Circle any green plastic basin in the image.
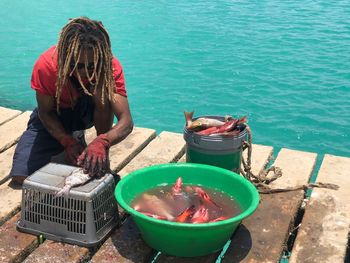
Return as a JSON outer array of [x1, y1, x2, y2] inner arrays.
[[115, 163, 259, 257]]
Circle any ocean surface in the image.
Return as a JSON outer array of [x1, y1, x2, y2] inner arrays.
[[0, 0, 349, 158]]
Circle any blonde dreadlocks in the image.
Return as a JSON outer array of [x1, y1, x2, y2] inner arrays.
[[55, 17, 115, 112]]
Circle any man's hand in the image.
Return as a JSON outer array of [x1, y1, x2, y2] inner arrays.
[[77, 134, 110, 176], [59, 135, 85, 165]]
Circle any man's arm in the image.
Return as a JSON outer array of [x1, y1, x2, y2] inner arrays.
[[36, 92, 68, 141], [93, 93, 134, 145], [36, 92, 84, 165], [78, 92, 133, 175]]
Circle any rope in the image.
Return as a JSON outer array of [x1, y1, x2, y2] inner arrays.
[[240, 124, 339, 194]]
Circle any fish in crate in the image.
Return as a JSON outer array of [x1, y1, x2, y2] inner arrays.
[[16, 163, 119, 247]]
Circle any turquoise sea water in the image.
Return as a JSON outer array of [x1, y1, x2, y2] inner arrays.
[[0, 0, 349, 158]]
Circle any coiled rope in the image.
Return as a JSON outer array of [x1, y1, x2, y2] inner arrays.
[[240, 124, 339, 194]]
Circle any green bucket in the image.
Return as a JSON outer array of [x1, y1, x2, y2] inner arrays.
[[183, 116, 247, 173], [115, 163, 259, 257]]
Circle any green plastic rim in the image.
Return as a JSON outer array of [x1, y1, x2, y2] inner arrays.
[[115, 163, 259, 228]]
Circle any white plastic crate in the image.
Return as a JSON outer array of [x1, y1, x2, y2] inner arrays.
[[17, 163, 119, 247]]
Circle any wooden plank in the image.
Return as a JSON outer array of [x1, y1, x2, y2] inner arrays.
[[85, 126, 157, 172], [91, 131, 186, 262], [0, 184, 22, 226], [178, 154, 186, 162], [244, 144, 273, 176], [118, 131, 186, 178], [0, 146, 16, 183], [0, 111, 31, 153], [92, 218, 154, 263], [0, 122, 30, 225], [0, 106, 21, 126], [290, 154, 350, 263], [0, 112, 33, 224], [271, 149, 317, 189], [0, 213, 38, 263], [222, 148, 317, 262], [22, 240, 89, 263], [23, 126, 157, 262]]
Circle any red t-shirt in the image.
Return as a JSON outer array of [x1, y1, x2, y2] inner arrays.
[[31, 46, 127, 108]]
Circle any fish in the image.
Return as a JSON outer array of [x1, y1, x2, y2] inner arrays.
[[184, 111, 233, 131], [184, 111, 194, 128], [209, 129, 241, 137], [172, 177, 183, 195], [197, 116, 247, 136], [176, 205, 196, 223], [189, 117, 226, 130], [136, 211, 168, 220], [56, 168, 92, 197], [170, 177, 193, 212], [187, 118, 227, 132], [133, 193, 175, 221], [209, 216, 229, 223], [193, 186, 220, 208], [191, 206, 209, 224]]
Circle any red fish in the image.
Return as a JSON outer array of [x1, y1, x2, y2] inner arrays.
[[193, 186, 220, 208], [191, 206, 209, 224], [176, 205, 196, 223], [213, 130, 241, 137], [209, 216, 229, 223], [197, 126, 219, 135], [172, 177, 183, 195], [197, 116, 247, 136], [138, 211, 168, 220], [218, 116, 246, 133]]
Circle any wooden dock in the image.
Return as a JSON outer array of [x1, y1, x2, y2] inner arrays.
[[0, 106, 349, 263]]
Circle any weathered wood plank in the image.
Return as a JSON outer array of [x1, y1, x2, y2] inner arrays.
[[91, 131, 186, 262], [290, 154, 350, 263], [0, 146, 16, 183], [0, 111, 31, 153], [85, 126, 157, 172], [222, 148, 317, 262], [118, 131, 186, 178], [178, 154, 186, 162], [23, 240, 89, 263], [0, 112, 33, 225], [0, 106, 21, 126], [93, 218, 154, 263], [244, 144, 273, 176], [23, 127, 157, 262], [0, 133, 29, 226], [270, 148, 317, 189], [0, 213, 38, 263], [155, 144, 273, 262], [0, 184, 22, 226]]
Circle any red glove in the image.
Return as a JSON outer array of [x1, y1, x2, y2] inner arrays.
[[59, 135, 84, 165], [77, 134, 111, 176]]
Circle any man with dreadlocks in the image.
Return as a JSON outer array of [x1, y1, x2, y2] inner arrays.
[[9, 17, 133, 185]]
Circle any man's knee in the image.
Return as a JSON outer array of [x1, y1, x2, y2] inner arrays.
[[11, 176, 27, 185]]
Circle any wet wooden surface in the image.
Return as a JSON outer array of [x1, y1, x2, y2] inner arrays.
[[0, 107, 349, 263], [222, 149, 316, 262], [289, 155, 350, 263]]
